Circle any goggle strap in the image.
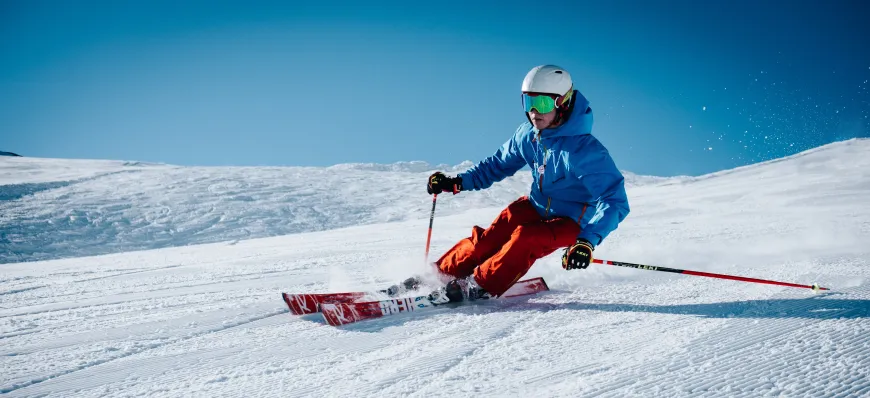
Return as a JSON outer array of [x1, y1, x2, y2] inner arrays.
[[555, 86, 573, 108]]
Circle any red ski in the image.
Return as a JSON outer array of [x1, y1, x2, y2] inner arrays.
[[321, 277, 549, 326], [282, 292, 367, 315], [282, 279, 420, 315]]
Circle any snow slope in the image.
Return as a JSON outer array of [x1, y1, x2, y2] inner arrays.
[[0, 157, 661, 264], [0, 159, 491, 264], [1, 139, 869, 397]]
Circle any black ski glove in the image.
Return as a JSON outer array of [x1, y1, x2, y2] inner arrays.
[[562, 239, 594, 270], [427, 172, 463, 195]]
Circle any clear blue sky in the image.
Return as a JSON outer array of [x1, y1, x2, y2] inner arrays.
[[2, 0, 868, 176]]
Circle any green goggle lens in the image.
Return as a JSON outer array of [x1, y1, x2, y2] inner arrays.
[[522, 93, 557, 114]]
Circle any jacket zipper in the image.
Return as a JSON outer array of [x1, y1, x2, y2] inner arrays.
[[537, 132, 552, 218]]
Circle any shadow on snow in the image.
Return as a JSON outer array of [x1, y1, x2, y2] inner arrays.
[[330, 292, 870, 332], [522, 293, 870, 320]]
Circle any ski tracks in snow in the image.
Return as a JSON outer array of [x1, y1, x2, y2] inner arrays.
[[273, 299, 542, 398], [577, 282, 870, 397], [2, 303, 288, 395]]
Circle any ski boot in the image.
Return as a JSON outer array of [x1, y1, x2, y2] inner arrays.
[[427, 276, 491, 305], [384, 276, 422, 297]]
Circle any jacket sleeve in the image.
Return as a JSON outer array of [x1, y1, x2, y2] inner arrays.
[[458, 128, 528, 191], [577, 171, 630, 247]]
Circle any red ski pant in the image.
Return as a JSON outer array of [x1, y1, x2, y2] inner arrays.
[[436, 196, 580, 296]]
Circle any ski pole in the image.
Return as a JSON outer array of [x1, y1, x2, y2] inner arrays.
[[592, 258, 829, 292], [424, 194, 437, 264]]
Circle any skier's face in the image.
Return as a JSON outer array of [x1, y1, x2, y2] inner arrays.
[[528, 109, 557, 130]]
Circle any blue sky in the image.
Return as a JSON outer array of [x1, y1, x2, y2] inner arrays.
[[2, 0, 868, 176]]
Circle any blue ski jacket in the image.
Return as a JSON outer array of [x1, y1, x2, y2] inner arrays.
[[458, 91, 630, 247]]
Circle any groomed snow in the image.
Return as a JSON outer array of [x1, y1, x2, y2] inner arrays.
[[0, 157, 662, 265], [1, 139, 869, 397]]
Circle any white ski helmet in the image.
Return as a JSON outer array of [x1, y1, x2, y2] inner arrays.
[[522, 65, 573, 97]]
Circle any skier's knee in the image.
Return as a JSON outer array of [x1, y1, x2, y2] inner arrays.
[[511, 224, 540, 242]]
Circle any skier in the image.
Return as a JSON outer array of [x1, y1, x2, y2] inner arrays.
[[426, 65, 630, 303]]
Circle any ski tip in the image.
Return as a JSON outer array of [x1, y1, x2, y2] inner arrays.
[[522, 277, 549, 292], [281, 292, 293, 311], [283, 293, 320, 315]]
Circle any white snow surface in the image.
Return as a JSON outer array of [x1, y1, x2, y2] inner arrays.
[[2, 139, 869, 397], [0, 157, 659, 264]]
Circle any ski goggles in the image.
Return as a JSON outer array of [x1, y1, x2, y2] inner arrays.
[[522, 93, 559, 114]]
